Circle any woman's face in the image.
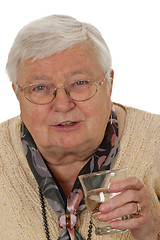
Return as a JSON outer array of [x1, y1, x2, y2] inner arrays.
[[17, 44, 113, 156]]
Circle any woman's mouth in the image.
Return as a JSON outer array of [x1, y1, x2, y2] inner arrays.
[[54, 121, 80, 130], [58, 121, 77, 126]]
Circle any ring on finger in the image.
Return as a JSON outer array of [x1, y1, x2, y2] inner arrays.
[[133, 203, 141, 216]]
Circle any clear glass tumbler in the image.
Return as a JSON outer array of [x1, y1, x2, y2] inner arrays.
[[79, 168, 129, 235]]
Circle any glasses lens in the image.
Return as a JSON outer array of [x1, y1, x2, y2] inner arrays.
[[68, 80, 97, 101], [22, 79, 102, 104], [24, 83, 54, 104]]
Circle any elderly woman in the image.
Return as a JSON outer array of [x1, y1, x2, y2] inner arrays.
[[0, 15, 160, 240]]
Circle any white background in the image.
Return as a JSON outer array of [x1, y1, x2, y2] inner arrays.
[[0, 0, 160, 123]]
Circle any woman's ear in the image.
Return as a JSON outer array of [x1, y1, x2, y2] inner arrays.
[[109, 69, 114, 96], [12, 83, 19, 99], [12, 83, 16, 93], [110, 69, 114, 82]]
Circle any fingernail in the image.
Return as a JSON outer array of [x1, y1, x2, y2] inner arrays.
[[98, 213, 107, 221], [99, 203, 109, 213]]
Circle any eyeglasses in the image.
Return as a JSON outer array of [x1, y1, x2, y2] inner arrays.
[[18, 74, 107, 105]]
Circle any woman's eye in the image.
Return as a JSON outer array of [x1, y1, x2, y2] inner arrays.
[[69, 80, 90, 91], [74, 80, 89, 86], [36, 86, 45, 91], [33, 85, 46, 91]]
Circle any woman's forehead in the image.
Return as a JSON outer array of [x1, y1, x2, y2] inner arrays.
[[18, 46, 102, 84]]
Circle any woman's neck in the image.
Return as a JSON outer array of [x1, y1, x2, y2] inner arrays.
[[47, 158, 90, 197], [37, 148, 95, 197]]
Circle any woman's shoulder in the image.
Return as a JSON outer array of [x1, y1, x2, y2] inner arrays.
[[115, 103, 160, 139], [115, 104, 160, 174], [0, 116, 21, 147], [115, 102, 160, 122], [0, 115, 21, 131], [126, 105, 160, 119], [120, 104, 160, 147], [125, 105, 160, 131]]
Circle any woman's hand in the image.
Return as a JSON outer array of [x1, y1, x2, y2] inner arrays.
[[98, 176, 160, 240]]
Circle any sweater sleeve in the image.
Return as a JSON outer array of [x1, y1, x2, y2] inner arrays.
[[143, 116, 160, 213]]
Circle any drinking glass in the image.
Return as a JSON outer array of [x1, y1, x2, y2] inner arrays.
[[78, 168, 129, 235]]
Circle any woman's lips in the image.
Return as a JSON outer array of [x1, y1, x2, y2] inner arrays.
[[53, 121, 80, 130], [57, 121, 77, 126]]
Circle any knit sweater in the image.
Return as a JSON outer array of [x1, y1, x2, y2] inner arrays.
[[0, 106, 160, 240]]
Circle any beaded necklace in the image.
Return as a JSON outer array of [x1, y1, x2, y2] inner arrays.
[[39, 187, 51, 240], [39, 187, 93, 240]]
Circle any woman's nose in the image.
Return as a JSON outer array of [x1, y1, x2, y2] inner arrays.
[[52, 88, 76, 112]]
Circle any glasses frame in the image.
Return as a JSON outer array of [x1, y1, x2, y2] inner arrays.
[[18, 73, 107, 105]]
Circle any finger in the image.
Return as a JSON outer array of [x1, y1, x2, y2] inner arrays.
[[109, 176, 144, 193], [98, 202, 139, 222], [109, 216, 144, 230], [99, 189, 141, 213]]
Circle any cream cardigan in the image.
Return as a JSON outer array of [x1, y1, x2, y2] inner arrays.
[[0, 106, 160, 240]]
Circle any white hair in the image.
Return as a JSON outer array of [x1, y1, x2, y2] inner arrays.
[[6, 15, 112, 88]]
